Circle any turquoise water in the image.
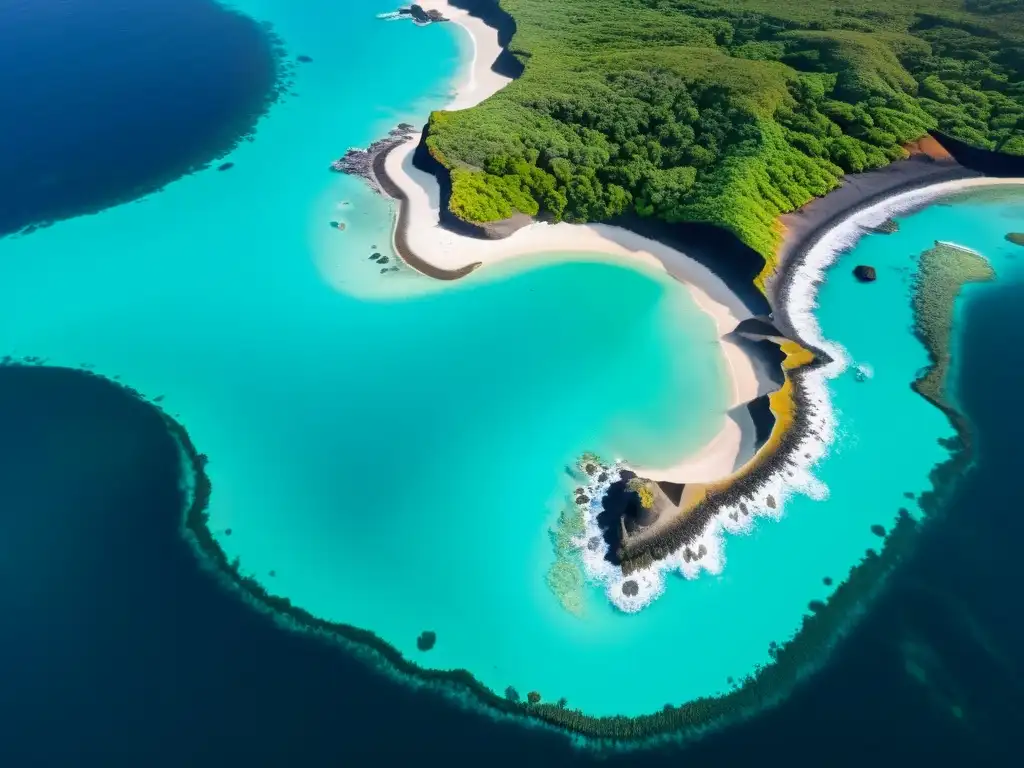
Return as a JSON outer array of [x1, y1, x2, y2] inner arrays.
[[4, 0, 1023, 721], [0, 0, 729, 717]]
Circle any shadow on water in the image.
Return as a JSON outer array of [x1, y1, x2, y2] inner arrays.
[[0, 0, 287, 238]]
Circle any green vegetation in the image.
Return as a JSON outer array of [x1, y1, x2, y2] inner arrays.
[[426, 0, 1024, 270], [627, 476, 656, 508]]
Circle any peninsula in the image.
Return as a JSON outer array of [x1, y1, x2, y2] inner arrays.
[[335, 0, 1023, 594]]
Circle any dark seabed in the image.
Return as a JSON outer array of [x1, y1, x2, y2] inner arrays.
[[0, 0, 283, 237], [0, 284, 1021, 766]]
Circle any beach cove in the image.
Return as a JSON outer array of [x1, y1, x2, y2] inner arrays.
[[2, 0, 1024, 743]]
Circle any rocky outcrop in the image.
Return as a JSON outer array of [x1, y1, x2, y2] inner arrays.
[[398, 4, 448, 24], [1006, 232, 1024, 246], [416, 630, 437, 651], [853, 265, 877, 282], [330, 123, 416, 194]]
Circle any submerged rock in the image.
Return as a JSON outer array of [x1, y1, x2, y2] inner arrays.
[[297, 55, 313, 63], [527, 691, 541, 705], [416, 630, 436, 651], [853, 265, 877, 282], [871, 524, 886, 537], [823, 576, 833, 586], [868, 218, 899, 235], [217, 162, 234, 171], [1006, 232, 1024, 246]]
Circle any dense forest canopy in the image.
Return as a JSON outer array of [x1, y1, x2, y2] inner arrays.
[[425, 0, 1024, 266]]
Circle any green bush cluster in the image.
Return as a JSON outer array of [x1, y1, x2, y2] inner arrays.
[[426, 0, 1024, 265]]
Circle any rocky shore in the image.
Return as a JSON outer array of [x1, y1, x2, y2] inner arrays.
[[398, 4, 448, 24], [330, 123, 416, 196]]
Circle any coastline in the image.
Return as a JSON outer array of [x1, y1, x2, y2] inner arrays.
[[355, 2, 1024, 601], [375, 0, 767, 486], [165, 2, 1024, 745]]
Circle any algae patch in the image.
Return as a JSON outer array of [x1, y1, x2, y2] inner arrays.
[[546, 502, 588, 617], [912, 241, 995, 405]]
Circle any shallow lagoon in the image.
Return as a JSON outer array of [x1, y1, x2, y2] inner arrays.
[[2, 0, 1024, 720]]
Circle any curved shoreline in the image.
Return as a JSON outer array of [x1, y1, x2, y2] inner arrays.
[[369, 1, 771, 490], [285, 0, 1024, 742]]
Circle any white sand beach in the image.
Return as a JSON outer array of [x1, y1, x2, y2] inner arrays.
[[383, 1, 772, 484]]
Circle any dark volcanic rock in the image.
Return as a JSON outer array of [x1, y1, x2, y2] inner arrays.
[[330, 124, 416, 193], [416, 630, 436, 651], [399, 4, 448, 24], [853, 265, 877, 282], [598, 471, 608, 483], [584, 463, 596, 475], [697, 544, 708, 559], [622, 580, 639, 597], [766, 495, 777, 510]]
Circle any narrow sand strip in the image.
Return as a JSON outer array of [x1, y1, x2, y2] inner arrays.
[[385, 1, 769, 483]]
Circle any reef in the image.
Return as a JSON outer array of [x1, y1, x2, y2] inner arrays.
[[1006, 232, 1024, 247], [911, 241, 995, 407], [417, 631, 436, 651], [545, 490, 587, 617]]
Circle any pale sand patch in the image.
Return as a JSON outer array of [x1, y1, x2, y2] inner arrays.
[[381, 1, 769, 484]]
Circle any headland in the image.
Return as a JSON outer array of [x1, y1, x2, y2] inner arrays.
[[335, 0, 1024, 603]]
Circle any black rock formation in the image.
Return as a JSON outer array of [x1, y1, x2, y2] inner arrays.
[[399, 4, 448, 24], [622, 580, 639, 597], [853, 265, 877, 282], [416, 630, 436, 651]]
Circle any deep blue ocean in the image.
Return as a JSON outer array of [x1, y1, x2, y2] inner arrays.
[[1, 0, 1022, 763]]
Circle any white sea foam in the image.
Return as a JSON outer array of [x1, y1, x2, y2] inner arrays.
[[578, 179, 1024, 613], [375, 11, 404, 21]]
